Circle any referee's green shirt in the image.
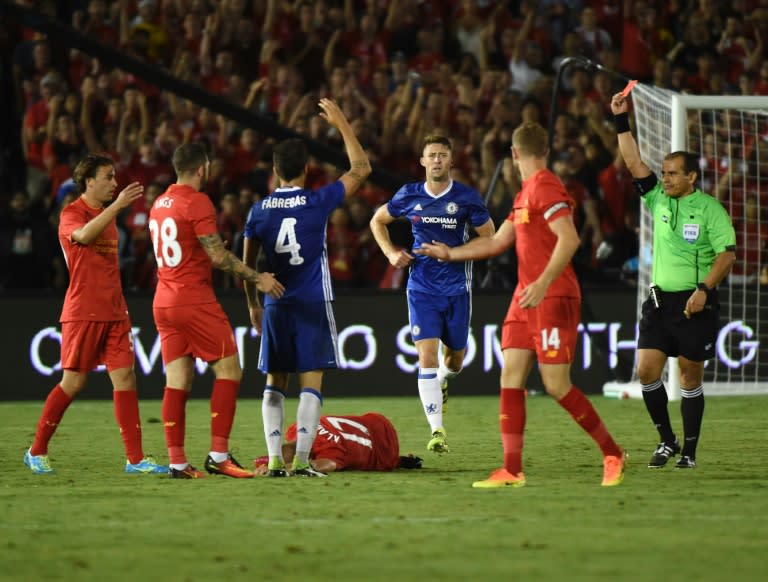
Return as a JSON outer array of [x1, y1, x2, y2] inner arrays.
[[643, 183, 736, 292]]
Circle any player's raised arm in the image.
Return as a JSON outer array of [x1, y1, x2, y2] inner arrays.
[[610, 93, 652, 180], [73, 169, 143, 245], [318, 98, 372, 197]]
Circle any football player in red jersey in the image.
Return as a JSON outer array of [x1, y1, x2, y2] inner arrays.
[[253, 413, 422, 474], [24, 154, 167, 475], [150, 143, 284, 479], [417, 122, 625, 488]]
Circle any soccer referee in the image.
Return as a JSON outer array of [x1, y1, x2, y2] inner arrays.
[[611, 91, 736, 470]]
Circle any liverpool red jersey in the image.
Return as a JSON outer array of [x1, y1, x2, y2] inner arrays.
[[150, 184, 219, 307], [58, 197, 128, 322], [286, 413, 400, 471], [508, 169, 581, 299]]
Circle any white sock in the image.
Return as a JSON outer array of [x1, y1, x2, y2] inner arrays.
[[294, 389, 322, 466], [418, 367, 443, 431], [170, 463, 189, 471], [437, 364, 460, 386], [208, 451, 228, 463], [262, 387, 286, 460]]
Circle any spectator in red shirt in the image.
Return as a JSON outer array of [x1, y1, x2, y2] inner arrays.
[[122, 134, 173, 202], [23, 72, 66, 203], [620, 0, 655, 81]]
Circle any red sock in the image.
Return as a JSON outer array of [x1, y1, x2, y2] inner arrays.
[[500, 388, 526, 475], [210, 379, 239, 453], [113, 390, 144, 464], [558, 386, 622, 457], [30, 384, 73, 456], [162, 387, 188, 465]]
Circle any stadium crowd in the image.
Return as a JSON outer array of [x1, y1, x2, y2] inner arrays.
[[2, 0, 768, 293]]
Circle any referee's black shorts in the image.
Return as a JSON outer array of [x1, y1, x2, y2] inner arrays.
[[637, 288, 719, 362]]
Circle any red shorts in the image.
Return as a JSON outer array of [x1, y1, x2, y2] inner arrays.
[[501, 295, 580, 364], [153, 302, 237, 364], [60, 319, 135, 372]]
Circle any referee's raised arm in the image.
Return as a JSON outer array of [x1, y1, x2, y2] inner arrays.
[[610, 93, 653, 180]]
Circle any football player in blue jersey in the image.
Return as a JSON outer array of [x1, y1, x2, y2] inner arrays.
[[242, 98, 372, 477], [370, 135, 495, 453]]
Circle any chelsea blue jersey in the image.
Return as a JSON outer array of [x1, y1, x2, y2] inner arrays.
[[244, 182, 345, 305], [388, 180, 490, 296]]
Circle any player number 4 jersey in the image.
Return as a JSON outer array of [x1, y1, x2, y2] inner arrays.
[[243, 183, 345, 304]]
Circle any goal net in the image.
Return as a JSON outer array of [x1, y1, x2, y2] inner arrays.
[[603, 85, 768, 399]]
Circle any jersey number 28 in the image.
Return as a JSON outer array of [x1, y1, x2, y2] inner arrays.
[[148, 217, 182, 268]]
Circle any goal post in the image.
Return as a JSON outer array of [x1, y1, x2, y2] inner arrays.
[[603, 86, 768, 400]]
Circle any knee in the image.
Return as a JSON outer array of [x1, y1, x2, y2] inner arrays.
[[60, 372, 88, 396], [636, 364, 661, 385], [214, 357, 242, 382], [61, 379, 87, 397], [679, 367, 703, 388], [444, 354, 464, 373], [543, 383, 570, 400], [111, 369, 137, 390]]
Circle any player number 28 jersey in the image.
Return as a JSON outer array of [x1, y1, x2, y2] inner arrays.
[[149, 184, 220, 307]]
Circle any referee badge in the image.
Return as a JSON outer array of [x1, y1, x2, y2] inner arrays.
[[683, 223, 700, 243], [445, 202, 458, 215]]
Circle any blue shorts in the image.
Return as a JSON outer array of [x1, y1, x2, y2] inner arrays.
[[406, 289, 471, 350], [258, 301, 339, 373]]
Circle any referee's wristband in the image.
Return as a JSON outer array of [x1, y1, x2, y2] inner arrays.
[[614, 112, 631, 134]]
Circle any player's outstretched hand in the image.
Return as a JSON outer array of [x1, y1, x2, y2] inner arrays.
[[256, 273, 285, 298], [318, 98, 348, 129], [114, 181, 144, 209], [610, 93, 629, 115], [414, 241, 450, 262], [399, 454, 423, 469]]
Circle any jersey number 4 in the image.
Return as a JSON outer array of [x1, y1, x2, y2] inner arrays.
[[149, 217, 182, 268], [276, 217, 304, 265]]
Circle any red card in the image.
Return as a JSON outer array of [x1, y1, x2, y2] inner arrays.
[[621, 79, 638, 97]]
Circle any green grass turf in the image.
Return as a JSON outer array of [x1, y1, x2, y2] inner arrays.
[[1, 394, 767, 582]]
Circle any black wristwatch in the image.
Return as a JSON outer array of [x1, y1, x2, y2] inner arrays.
[[697, 282, 711, 292]]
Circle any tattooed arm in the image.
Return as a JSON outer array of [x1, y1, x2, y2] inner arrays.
[[198, 233, 284, 298], [318, 98, 372, 198]]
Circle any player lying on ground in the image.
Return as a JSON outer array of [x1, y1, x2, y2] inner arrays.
[[253, 413, 423, 474]]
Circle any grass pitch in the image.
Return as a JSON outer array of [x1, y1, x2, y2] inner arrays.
[[1, 394, 766, 582]]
